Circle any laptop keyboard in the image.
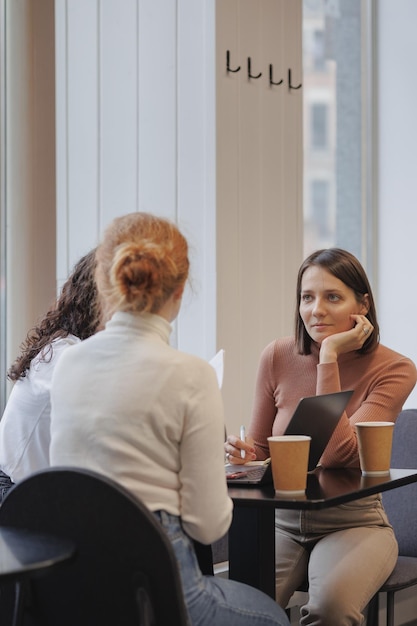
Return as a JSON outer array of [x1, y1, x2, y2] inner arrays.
[[245, 466, 266, 480]]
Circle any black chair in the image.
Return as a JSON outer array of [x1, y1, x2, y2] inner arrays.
[[0, 467, 189, 626], [212, 533, 229, 567], [367, 409, 417, 626]]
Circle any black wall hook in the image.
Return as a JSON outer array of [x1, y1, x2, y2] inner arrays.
[[247, 57, 262, 80], [226, 50, 241, 73], [226, 51, 303, 91], [288, 68, 302, 90], [269, 64, 283, 86]]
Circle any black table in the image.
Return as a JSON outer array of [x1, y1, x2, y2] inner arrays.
[[0, 526, 75, 626], [227, 467, 417, 598]]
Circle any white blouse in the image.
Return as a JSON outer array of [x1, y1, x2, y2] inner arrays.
[[0, 335, 79, 482]]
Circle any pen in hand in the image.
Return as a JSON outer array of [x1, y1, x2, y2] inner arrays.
[[240, 425, 246, 459]]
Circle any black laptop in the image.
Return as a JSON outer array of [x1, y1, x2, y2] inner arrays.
[[226, 390, 353, 486]]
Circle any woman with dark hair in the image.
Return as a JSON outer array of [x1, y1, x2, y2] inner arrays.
[[49, 212, 290, 626], [225, 248, 417, 625], [0, 249, 101, 500], [294, 248, 379, 356]]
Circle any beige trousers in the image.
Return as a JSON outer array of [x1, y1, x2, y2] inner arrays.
[[275, 494, 398, 626]]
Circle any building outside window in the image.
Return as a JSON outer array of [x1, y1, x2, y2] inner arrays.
[[311, 179, 331, 240], [311, 103, 329, 150], [303, 0, 375, 279]]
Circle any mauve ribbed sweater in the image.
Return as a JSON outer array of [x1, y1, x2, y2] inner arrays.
[[249, 336, 417, 468]]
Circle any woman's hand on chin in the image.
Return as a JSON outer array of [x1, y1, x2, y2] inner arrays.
[[319, 314, 373, 363]]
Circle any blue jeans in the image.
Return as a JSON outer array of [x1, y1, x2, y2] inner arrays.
[[154, 510, 289, 626]]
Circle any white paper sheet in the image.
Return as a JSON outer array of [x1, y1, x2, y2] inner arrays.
[[209, 349, 225, 389]]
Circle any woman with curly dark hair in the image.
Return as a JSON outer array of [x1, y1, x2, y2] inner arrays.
[[0, 249, 101, 500]]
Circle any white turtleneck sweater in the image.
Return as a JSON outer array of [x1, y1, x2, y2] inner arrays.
[[50, 311, 233, 545]]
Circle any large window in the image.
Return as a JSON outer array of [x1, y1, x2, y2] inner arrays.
[[303, 0, 376, 279]]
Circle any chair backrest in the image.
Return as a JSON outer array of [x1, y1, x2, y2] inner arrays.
[[382, 409, 417, 557], [0, 467, 189, 626]]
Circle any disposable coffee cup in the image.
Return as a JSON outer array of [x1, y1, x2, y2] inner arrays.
[[267, 435, 311, 495], [355, 422, 394, 476]]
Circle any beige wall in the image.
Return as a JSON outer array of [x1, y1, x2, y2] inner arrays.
[[216, 0, 303, 435], [6, 0, 56, 376]]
